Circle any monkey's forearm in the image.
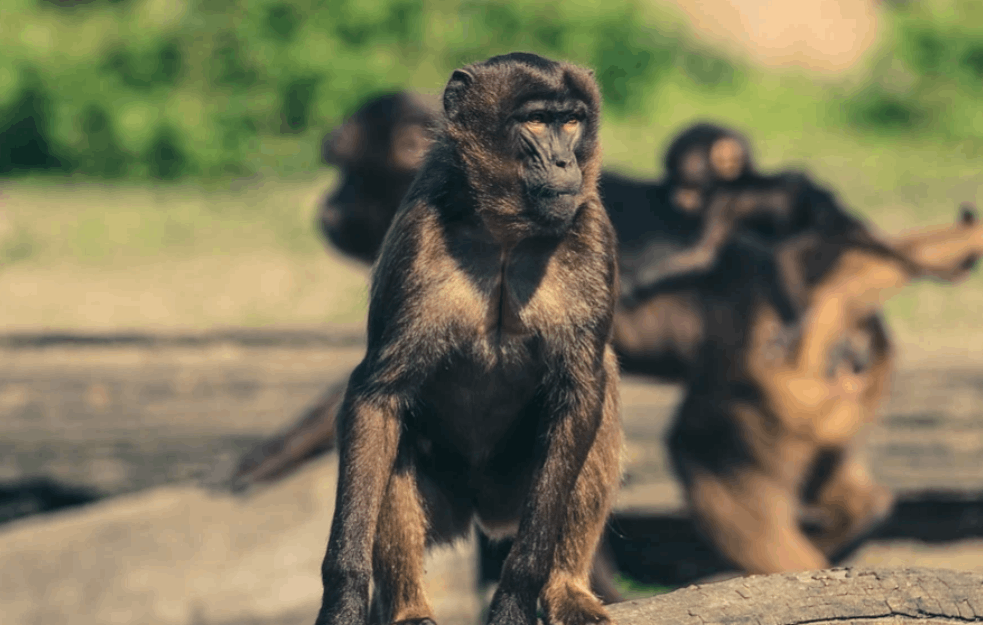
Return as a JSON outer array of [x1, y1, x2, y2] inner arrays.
[[497, 375, 609, 593], [318, 391, 402, 622]]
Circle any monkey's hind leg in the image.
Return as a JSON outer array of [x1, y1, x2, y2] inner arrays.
[[857, 313, 894, 422], [806, 449, 894, 561], [541, 362, 623, 625], [371, 457, 436, 625], [685, 465, 829, 574]]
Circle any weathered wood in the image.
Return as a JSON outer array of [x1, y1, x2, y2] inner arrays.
[[607, 567, 983, 624]]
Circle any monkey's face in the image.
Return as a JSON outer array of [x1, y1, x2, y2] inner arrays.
[[320, 92, 437, 263], [441, 52, 601, 237], [664, 122, 753, 193], [511, 99, 589, 228]]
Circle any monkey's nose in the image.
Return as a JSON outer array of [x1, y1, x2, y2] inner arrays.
[[555, 158, 570, 168]]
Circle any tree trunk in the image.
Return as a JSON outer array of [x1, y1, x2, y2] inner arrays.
[[607, 567, 983, 624]]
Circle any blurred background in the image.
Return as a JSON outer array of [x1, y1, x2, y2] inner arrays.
[[1, 0, 982, 624], [1, 0, 982, 333]]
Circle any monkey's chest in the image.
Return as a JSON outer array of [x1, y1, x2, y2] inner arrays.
[[417, 353, 542, 460], [482, 279, 533, 339]]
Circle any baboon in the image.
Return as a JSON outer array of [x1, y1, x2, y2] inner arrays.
[[228, 93, 439, 492], [320, 91, 438, 265], [314, 53, 622, 625], [667, 205, 982, 574], [662, 122, 754, 214], [608, 173, 912, 383], [611, 122, 929, 391]]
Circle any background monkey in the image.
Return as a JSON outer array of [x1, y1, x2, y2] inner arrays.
[[666, 205, 982, 575], [315, 53, 622, 625], [229, 92, 439, 491], [320, 91, 438, 265]]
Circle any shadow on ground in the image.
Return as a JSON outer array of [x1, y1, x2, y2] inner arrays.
[[480, 489, 983, 588], [0, 477, 102, 525]]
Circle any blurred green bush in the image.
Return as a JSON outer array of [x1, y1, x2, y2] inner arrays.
[[0, 0, 744, 180], [1, 0, 980, 181], [843, 0, 983, 140]]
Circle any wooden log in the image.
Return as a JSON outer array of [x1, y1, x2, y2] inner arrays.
[[607, 567, 983, 624]]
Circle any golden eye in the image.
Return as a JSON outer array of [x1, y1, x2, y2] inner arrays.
[[563, 117, 580, 132], [524, 113, 547, 133]]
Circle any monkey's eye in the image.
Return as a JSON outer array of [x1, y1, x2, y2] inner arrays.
[[562, 116, 581, 132], [524, 113, 548, 133]]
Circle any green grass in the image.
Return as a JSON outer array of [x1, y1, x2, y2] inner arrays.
[[611, 573, 672, 601]]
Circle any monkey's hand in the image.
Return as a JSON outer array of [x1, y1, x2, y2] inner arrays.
[[765, 320, 802, 364]]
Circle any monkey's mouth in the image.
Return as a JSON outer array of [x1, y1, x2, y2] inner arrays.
[[529, 184, 580, 199]]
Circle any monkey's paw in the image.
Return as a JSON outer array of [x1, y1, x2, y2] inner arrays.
[[541, 582, 611, 625], [765, 322, 801, 363]]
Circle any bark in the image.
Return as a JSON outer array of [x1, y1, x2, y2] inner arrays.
[[607, 567, 983, 624]]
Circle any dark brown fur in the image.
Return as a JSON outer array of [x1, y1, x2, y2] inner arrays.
[[668, 205, 982, 574], [314, 53, 622, 625]]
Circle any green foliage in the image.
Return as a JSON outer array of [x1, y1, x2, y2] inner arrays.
[[2, 0, 981, 180], [0, 0, 737, 180], [844, 0, 983, 140]]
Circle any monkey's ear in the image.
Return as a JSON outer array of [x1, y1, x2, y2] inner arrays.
[[443, 69, 474, 119], [959, 202, 977, 226], [323, 121, 362, 166]]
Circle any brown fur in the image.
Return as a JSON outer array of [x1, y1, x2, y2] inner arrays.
[[315, 53, 621, 625], [669, 205, 982, 575]]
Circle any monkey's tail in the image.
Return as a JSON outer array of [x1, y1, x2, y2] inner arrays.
[[224, 378, 346, 493]]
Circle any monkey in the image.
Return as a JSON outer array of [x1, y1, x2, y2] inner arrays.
[[665, 204, 983, 575], [610, 121, 942, 400], [661, 122, 755, 214], [608, 171, 918, 384], [226, 93, 440, 492], [314, 53, 622, 625], [320, 91, 438, 265], [233, 114, 959, 596]]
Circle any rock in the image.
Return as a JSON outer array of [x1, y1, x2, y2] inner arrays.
[[0, 455, 480, 625]]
